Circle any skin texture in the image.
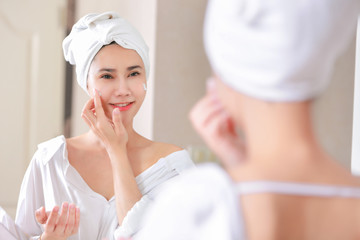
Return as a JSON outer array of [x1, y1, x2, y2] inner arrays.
[[189, 76, 360, 239]]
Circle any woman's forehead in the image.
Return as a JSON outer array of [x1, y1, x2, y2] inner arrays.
[[91, 44, 144, 69]]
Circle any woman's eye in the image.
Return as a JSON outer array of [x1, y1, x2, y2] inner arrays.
[[101, 74, 113, 79], [129, 72, 139, 77]]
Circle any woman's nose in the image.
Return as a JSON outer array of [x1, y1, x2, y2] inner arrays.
[[115, 79, 131, 96]]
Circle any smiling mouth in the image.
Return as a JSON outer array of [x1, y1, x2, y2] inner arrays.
[[111, 103, 132, 107], [110, 102, 134, 111]]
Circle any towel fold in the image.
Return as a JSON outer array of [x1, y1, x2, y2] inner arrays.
[[204, 0, 360, 101], [63, 12, 150, 93]]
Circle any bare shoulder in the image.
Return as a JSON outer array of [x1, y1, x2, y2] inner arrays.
[[151, 141, 184, 159], [66, 134, 87, 149], [65, 133, 97, 157]]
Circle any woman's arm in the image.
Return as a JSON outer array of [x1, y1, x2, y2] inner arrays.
[[81, 89, 142, 224], [107, 146, 143, 223]]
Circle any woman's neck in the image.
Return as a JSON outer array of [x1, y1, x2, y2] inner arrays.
[[226, 99, 336, 182], [241, 100, 325, 166], [85, 123, 143, 149]]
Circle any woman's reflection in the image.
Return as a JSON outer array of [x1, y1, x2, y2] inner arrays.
[[14, 11, 194, 240]]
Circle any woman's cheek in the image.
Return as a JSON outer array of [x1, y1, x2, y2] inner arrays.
[[95, 85, 112, 98], [133, 80, 146, 92]]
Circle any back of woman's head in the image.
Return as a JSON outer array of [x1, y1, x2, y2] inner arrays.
[[204, 0, 360, 102]]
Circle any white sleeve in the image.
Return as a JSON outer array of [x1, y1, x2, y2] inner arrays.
[[134, 164, 245, 240], [113, 195, 152, 239], [15, 151, 45, 239], [0, 206, 29, 240], [114, 149, 195, 239]]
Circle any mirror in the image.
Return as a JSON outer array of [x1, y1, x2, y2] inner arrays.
[[0, 0, 355, 221]]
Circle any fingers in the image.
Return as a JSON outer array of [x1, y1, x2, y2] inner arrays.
[[45, 206, 60, 232], [35, 206, 47, 224], [81, 90, 113, 134], [82, 96, 95, 114], [81, 98, 96, 127], [93, 89, 107, 120], [189, 93, 226, 132], [205, 110, 233, 137], [53, 202, 69, 234], [73, 207, 80, 234], [64, 203, 76, 235], [43, 202, 80, 239], [112, 108, 124, 136]]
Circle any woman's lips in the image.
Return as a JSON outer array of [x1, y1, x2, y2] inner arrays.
[[110, 102, 134, 111]]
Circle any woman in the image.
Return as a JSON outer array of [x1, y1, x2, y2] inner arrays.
[[135, 0, 360, 239], [15, 12, 194, 240]]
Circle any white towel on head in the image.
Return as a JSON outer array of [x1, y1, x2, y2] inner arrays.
[[63, 12, 150, 93], [204, 0, 360, 102]]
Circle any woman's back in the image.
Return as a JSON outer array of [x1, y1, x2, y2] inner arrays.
[[241, 186, 360, 240], [135, 162, 360, 240], [237, 159, 360, 240]]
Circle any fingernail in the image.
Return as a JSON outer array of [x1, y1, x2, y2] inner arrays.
[[53, 206, 59, 212], [113, 108, 120, 114], [92, 89, 102, 96]]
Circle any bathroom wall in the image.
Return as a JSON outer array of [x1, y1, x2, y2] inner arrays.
[[152, 0, 211, 149]]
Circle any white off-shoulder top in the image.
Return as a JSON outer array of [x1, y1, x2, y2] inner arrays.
[[14, 135, 195, 240], [135, 163, 360, 240]]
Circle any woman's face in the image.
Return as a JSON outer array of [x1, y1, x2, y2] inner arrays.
[[87, 44, 146, 124]]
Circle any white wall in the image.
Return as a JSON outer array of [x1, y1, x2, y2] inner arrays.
[[0, 0, 66, 218], [153, 0, 211, 148], [313, 37, 356, 169]]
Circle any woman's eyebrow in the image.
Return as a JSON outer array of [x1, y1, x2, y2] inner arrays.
[[98, 68, 116, 73], [127, 65, 141, 71], [98, 66, 141, 72]]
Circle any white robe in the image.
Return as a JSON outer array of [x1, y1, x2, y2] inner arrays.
[[14, 135, 194, 240], [135, 163, 360, 240], [135, 164, 245, 240]]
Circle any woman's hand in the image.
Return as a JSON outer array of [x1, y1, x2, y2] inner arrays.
[[82, 90, 141, 224], [189, 79, 246, 168], [81, 89, 128, 151], [35, 202, 80, 240]]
